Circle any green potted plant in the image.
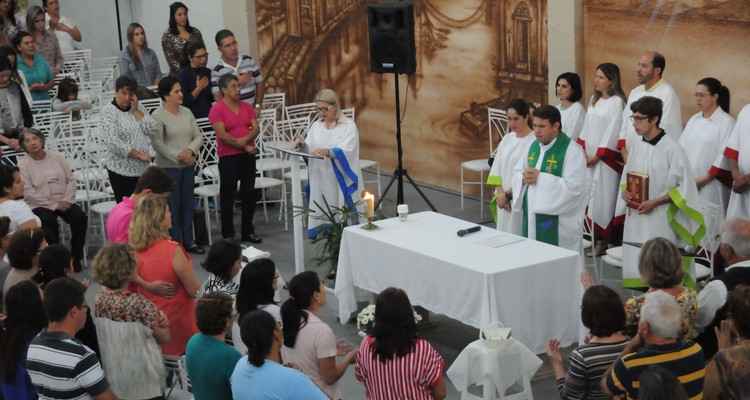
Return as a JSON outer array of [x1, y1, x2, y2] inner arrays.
[[296, 195, 362, 280]]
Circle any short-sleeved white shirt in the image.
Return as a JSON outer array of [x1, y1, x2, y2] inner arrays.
[[0, 199, 41, 233], [281, 312, 339, 399]]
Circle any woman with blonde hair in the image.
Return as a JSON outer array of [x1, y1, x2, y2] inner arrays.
[[26, 5, 62, 75], [130, 194, 199, 357], [294, 89, 361, 256]]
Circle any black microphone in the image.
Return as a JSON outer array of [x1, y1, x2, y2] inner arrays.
[[457, 226, 482, 237]]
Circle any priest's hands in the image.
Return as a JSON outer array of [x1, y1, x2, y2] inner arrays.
[[522, 167, 540, 185], [495, 190, 511, 210]]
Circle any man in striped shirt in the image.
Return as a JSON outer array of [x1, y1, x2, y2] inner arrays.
[[211, 29, 263, 106], [26, 278, 117, 400], [603, 291, 706, 399]]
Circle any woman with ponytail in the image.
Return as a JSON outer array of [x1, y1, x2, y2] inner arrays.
[[280, 271, 355, 400], [230, 310, 327, 399], [678, 77, 735, 218]]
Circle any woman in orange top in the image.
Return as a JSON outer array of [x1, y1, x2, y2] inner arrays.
[[129, 194, 201, 356]]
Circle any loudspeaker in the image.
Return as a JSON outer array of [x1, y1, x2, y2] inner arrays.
[[367, 1, 416, 74]]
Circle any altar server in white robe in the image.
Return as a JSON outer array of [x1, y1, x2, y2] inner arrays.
[[511, 105, 588, 252], [577, 63, 626, 256], [679, 78, 735, 219], [297, 88, 362, 238], [619, 96, 701, 289], [618, 51, 682, 161], [555, 72, 586, 142], [487, 98, 535, 232], [725, 104, 750, 219]]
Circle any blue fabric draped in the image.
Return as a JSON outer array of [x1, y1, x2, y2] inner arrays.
[[307, 147, 359, 239]]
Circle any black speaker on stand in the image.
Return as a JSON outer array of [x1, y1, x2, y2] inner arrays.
[[367, 1, 436, 212]]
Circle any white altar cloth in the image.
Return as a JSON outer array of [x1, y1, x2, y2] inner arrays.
[[334, 211, 581, 353]]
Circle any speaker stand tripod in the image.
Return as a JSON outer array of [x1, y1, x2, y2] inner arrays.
[[375, 73, 436, 212]]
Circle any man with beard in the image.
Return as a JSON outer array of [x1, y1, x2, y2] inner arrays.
[[617, 51, 682, 162]]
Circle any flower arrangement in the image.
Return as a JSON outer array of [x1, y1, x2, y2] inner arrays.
[[356, 304, 423, 337]]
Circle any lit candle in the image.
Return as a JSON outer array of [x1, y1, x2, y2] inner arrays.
[[363, 192, 374, 219]]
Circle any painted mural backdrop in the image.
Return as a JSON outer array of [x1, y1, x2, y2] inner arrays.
[[256, 0, 548, 192], [584, 0, 750, 119]]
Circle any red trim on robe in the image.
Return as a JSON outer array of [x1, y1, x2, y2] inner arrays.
[[586, 214, 625, 240], [724, 147, 739, 160], [709, 165, 733, 188], [617, 138, 626, 150], [596, 147, 624, 174]]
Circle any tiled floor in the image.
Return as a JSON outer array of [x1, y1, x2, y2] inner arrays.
[[81, 169, 623, 399]]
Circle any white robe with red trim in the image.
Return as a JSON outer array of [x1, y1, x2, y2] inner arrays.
[[679, 108, 735, 220], [725, 104, 750, 219], [578, 95, 624, 231], [618, 80, 683, 151], [557, 102, 586, 142]]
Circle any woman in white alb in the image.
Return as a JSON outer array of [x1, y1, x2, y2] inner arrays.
[[555, 72, 586, 141], [679, 77, 734, 219], [577, 63, 626, 256], [487, 98, 535, 233], [296, 89, 362, 239]]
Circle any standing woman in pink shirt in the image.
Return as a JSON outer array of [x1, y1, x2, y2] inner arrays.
[[208, 73, 261, 244]]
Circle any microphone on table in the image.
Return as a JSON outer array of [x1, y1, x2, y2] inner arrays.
[[457, 226, 482, 237]]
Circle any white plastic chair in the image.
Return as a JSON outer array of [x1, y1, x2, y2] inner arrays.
[[194, 127, 220, 244], [140, 98, 162, 114], [33, 111, 72, 139], [63, 49, 93, 71], [255, 136, 288, 230], [261, 92, 286, 120], [30, 100, 52, 114], [286, 102, 319, 125], [274, 116, 310, 148]]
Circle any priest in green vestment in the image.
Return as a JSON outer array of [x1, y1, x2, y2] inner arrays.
[[511, 105, 589, 252]]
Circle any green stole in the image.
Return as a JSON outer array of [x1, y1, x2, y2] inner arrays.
[[522, 133, 571, 246]]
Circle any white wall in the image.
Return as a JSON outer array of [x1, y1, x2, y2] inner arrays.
[[54, 0, 128, 59], [547, 0, 584, 102]]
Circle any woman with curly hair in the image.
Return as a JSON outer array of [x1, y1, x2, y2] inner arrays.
[[93, 243, 170, 399], [129, 194, 199, 357], [623, 237, 698, 340]]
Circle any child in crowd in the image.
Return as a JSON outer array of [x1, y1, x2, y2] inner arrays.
[[52, 78, 92, 120]]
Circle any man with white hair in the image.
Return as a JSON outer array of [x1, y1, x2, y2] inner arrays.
[[696, 218, 750, 357], [603, 291, 705, 399]]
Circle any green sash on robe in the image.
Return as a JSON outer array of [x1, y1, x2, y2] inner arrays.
[[522, 133, 571, 246]]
